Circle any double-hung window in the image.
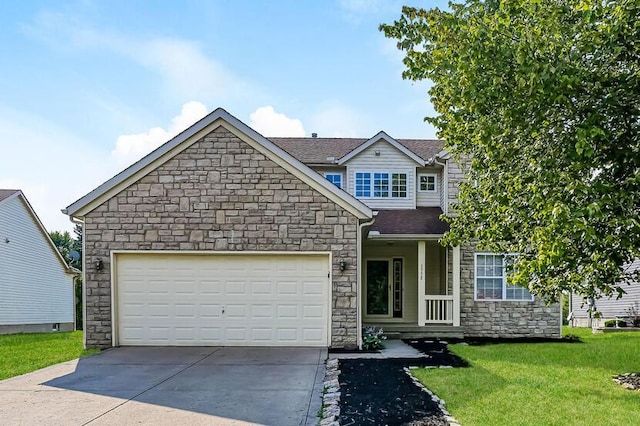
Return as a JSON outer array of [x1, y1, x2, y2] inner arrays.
[[324, 173, 342, 189], [355, 171, 407, 199], [475, 253, 533, 301]]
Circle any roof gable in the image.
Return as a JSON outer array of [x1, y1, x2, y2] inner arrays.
[[64, 108, 372, 220], [0, 190, 75, 274], [337, 131, 426, 166]]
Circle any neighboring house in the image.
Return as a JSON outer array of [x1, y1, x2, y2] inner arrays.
[[0, 189, 76, 334], [64, 108, 560, 349], [570, 260, 640, 327]]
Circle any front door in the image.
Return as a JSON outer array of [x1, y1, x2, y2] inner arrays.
[[366, 259, 403, 318]]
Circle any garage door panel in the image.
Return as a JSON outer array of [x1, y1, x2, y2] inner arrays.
[[116, 254, 329, 346]]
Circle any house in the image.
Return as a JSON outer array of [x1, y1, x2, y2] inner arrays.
[[63, 108, 560, 349], [0, 189, 76, 333], [570, 259, 640, 327]]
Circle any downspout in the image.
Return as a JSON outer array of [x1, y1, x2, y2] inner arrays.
[[70, 216, 86, 348], [434, 159, 448, 215], [357, 216, 376, 349]]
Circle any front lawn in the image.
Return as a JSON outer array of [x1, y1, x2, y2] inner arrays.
[[0, 331, 98, 380], [413, 328, 640, 425]]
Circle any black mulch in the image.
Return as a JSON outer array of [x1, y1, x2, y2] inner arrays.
[[614, 373, 640, 390], [338, 341, 467, 426]]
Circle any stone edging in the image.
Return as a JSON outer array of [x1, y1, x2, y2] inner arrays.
[[405, 366, 462, 426], [319, 358, 340, 426]]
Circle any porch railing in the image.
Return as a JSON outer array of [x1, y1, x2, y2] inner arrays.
[[425, 295, 454, 324]]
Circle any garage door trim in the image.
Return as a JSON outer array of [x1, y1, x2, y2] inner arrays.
[[110, 250, 333, 347]]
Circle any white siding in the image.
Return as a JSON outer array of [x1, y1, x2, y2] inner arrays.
[[416, 166, 443, 207], [0, 196, 74, 326], [345, 140, 418, 209]]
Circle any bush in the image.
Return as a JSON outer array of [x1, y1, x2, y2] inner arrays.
[[604, 319, 627, 328], [362, 326, 386, 350], [625, 302, 640, 327]]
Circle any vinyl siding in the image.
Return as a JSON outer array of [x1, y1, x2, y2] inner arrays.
[[345, 140, 418, 209], [416, 166, 443, 207], [571, 260, 640, 319], [0, 196, 74, 326]]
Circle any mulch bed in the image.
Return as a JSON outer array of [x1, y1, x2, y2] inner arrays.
[[613, 373, 640, 390], [338, 341, 467, 426]]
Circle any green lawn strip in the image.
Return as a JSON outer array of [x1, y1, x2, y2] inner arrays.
[[412, 328, 640, 426], [0, 331, 99, 380]]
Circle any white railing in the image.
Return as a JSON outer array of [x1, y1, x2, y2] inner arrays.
[[425, 295, 454, 324]]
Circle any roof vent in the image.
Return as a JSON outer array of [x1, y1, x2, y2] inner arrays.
[[311, 132, 318, 138]]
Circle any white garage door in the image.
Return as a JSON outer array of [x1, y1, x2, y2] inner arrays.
[[114, 253, 330, 346]]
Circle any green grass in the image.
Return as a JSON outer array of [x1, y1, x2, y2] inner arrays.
[[0, 331, 98, 380], [413, 327, 640, 426]]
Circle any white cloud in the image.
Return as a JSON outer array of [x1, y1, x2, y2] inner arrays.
[[0, 105, 116, 233], [24, 12, 259, 104], [112, 101, 208, 165], [249, 106, 306, 137], [308, 103, 372, 138]]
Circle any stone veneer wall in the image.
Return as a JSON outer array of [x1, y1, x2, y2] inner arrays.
[[456, 244, 561, 337], [83, 127, 360, 349]]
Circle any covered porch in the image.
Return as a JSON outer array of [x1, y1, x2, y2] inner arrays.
[[361, 208, 462, 337]]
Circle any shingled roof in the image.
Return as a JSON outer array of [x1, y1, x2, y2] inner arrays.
[[269, 137, 443, 165], [370, 207, 449, 236], [0, 189, 19, 203]]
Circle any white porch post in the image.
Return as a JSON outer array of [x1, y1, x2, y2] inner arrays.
[[418, 241, 426, 326], [452, 245, 461, 327]]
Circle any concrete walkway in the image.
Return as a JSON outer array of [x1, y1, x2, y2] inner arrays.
[[0, 346, 326, 426], [330, 339, 426, 359]]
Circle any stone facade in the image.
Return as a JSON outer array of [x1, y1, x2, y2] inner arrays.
[[457, 244, 561, 337], [83, 127, 360, 349]]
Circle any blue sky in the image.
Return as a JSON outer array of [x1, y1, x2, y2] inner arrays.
[[0, 0, 446, 232]]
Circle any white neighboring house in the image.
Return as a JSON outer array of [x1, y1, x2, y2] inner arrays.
[[0, 189, 76, 333]]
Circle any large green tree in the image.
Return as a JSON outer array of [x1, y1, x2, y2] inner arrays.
[[381, 0, 639, 302]]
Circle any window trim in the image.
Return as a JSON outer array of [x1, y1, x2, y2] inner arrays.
[[354, 170, 409, 199], [474, 252, 534, 302], [418, 173, 438, 193], [323, 172, 343, 189]]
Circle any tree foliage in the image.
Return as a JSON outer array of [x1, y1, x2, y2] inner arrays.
[[50, 225, 83, 329], [381, 0, 640, 302]]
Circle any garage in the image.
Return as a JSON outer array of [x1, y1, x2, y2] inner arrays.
[[113, 252, 331, 347]]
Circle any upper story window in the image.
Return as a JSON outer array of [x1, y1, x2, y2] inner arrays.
[[324, 173, 342, 189], [355, 171, 407, 198], [475, 253, 534, 301], [419, 173, 437, 192]]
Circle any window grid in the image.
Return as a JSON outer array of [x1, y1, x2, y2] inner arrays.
[[354, 172, 408, 199], [475, 253, 533, 301], [419, 174, 437, 192], [324, 173, 342, 189]]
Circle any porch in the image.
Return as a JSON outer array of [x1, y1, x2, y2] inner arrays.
[[361, 236, 462, 337]]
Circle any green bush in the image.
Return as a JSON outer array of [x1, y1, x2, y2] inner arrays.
[[362, 326, 386, 350], [604, 319, 627, 328]]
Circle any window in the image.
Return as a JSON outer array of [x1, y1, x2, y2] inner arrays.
[[355, 171, 407, 198], [324, 173, 342, 189], [419, 174, 437, 192], [475, 253, 533, 301]]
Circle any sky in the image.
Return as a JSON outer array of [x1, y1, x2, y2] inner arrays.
[[0, 0, 447, 233]]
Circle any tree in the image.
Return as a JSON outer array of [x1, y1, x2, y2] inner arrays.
[[50, 225, 84, 329], [381, 0, 640, 302]]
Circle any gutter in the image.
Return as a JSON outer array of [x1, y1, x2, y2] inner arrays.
[[356, 217, 376, 349]]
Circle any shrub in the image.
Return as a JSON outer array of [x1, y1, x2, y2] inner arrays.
[[625, 302, 640, 327], [604, 319, 627, 328], [362, 326, 386, 350]]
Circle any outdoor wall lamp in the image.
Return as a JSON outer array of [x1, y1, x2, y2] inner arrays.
[[95, 258, 103, 271], [339, 260, 347, 271]]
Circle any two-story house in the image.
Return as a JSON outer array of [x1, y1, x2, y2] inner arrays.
[[64, 108, 560, 350]]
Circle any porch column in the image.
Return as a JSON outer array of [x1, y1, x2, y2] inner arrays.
[[418, 240, 426, 326], [452, 245, 461, 327]]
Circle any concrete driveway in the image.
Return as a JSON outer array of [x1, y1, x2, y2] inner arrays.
[[0, 346, 327, 426]]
